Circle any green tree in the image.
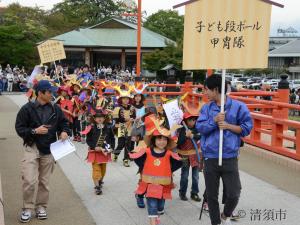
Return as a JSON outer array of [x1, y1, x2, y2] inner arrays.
[[0, 3, 47, 67], [51, 0, 134, 27], [144, 10, 184, 41], [143, 39, 183, 72], [0, 1, 136, 68]]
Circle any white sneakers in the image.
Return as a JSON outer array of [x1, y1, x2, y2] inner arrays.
[[36, 206, 48, 220], [20, 209, 32, 223], [20, 207, 47, 223]]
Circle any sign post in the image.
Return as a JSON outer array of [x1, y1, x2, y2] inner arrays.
[[174, 0, 284, 166], [219, 69, 226, 166]]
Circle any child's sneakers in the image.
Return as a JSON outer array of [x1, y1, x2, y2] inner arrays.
[[191, 193, 201, 202], [73, 135, 81, 142], [123, 159, 130, 167], [95, 186, 102, 195], [112, 154, 118, 162], [179, 193, 188, 201], [76, 135, 81, 142]]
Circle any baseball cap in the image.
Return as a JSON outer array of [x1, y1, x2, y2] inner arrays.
[[35, 80, 58, 93]]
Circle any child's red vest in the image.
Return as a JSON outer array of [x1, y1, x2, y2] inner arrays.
[[131, 148, 181, 199], [142, 148, 172, 185]]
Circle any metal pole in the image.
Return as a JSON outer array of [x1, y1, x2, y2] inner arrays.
[[218, 69, 226, 166], [53, 61, 61, 85], [136, 0, 142, 77]]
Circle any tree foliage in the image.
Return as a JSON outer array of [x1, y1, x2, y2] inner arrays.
[[143, 40, 183, 72], [142, 10, 185, 73], [0, 3, 46, 67], [0, 1, 134, 68], [51, 0, 135, 27], [144, 10, 184, 41]]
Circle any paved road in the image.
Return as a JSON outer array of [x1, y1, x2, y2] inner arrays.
[[1, 94, 300, 225]]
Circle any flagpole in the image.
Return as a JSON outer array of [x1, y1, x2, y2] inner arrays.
[[218, 69, 226, 166]]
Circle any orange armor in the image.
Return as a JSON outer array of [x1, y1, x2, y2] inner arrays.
[[131, 148, 181, 199]]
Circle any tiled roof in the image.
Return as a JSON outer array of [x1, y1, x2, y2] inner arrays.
[[269, 39, 300, 57], [51, 18, 175, 48]]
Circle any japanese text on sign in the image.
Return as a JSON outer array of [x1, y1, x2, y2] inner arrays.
[[37, 40, 66, 64], [182, 0, 272, 69], [195, 20, 262, 50]]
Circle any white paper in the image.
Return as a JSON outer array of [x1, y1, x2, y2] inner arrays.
[[136, 107, 146, 118], [50, 139, 76, 161], [163, 99, 183, 136]]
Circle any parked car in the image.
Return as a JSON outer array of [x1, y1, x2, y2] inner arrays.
[[269, 81, 279, 89], [232, 80, 245, 88], [247, 82, 262, 89], [290, 80, 300, 90]]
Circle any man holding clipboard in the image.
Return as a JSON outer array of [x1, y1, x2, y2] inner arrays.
[[15, 80, 71, 223]]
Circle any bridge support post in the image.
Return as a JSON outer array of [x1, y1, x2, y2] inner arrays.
[[270, 74, 289, 150], [273, 74, 289, 129]]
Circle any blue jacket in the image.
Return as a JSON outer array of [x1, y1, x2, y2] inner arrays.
[[196, 97, 253, 159], [77, 72, 94, 83]]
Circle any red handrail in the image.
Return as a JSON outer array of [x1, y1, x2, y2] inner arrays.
[[245, 112, 300, 161], [230, 95, 300, 110]]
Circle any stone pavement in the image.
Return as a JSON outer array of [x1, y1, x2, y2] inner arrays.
[[1, 94, 300, 225]]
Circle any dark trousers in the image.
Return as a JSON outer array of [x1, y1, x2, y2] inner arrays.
[[204, 158, 241, 225], [114, 136, 131, 161], [72, 117, 81, 137]]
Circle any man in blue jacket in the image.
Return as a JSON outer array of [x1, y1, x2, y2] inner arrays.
[[196, 74, 253, 225], [77, 64, 94, 84]]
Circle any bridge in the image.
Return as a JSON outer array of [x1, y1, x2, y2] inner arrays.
[[0, 78, 300, 224]]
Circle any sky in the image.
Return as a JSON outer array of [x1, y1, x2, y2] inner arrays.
[[0, 0, 299, 35]]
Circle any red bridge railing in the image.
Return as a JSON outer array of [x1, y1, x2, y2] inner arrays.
[[141, 78, 300, 161]]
